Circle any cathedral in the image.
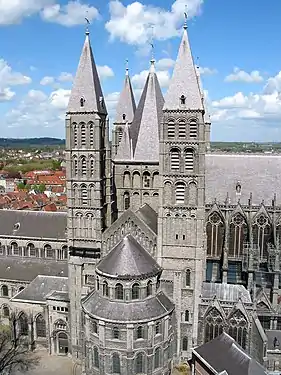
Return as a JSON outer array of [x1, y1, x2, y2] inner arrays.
[[0, 19, 281, 375]]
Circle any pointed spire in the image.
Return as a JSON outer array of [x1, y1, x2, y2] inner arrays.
[[67, 30, 107, 114], [115, 123, 132, 161], [130, 61, 164, 162], [164, 22, 203, 111], [114, 61, 136, 124], [195, 64, 211, 124]]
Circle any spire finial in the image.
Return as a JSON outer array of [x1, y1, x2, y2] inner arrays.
[[184, 5, 188, 30], [125, 59, 129, 76], [85, 11, 90, 35], [149, 25, 156, 64]]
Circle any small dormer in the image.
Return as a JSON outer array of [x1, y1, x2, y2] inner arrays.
[[180, 94, 186, 105], [80, 97, 85, 107]]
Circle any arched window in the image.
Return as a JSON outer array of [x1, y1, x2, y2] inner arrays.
[[112, 353, 121, 373], [189, 119, 197, 138], [175, 182, 185, 204], [184, 148, 194, 172], [124, 192, 130, 210], [132, 283, 140, 300], [113, 327, 120, 339], [143, 172, 150, 188], [1, 285, 8, 297], [44, 244, 53, 258], [80, 123, 86, 146], [180, 95, 186, 105], [90, 157, 95, 177], [27, 243, 36, 257], [185, 310, 189, 322], [36, 314, 46, 338], [81, 184, 88, 206], [178, 120, 186, 138], [11, 242, 19, 256], [93, 347, 99, 368], [155, 322, 161, 335], [185, 270, 191, 287], [73, 156, 78, 176], [103, 281, 109, 297], [182, 337, 188, 351], [18, 313, 28, 336], [3, 306, 9, 318], [229, 213, 248, 258], [206, 212, 225, 257], [73, 123, 78, 147], [123, 171, 131, 188], [55, 319, 67, 330], [189, 181, 197, 206], [81, 156, 87, 177], [135, 353, 144, 374], [146, 281, 152, 297], [204, 308, 224, 343], [132, 172, 141, 188], [253, 214, 272, 259], [154, 347, 161, 369], [137, 326, 144, 339], [152, 172, 159, 188], [170, 148, 180, 170], [89, 122, 94, 147], [168, 120, 175, 138], [115, 284, 124, 300], [92, 321, 98, 334], [228, 310, 247, 349]]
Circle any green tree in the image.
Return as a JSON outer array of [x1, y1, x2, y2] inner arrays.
[[51, 160, 61, 170], [38, 184, 46, 193], [17, 182, 25, 190]]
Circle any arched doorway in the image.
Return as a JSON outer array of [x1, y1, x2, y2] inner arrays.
[[57, 332, 69, 355]]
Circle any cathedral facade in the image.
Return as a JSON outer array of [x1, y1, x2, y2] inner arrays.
[[0, 21, 281, 375]]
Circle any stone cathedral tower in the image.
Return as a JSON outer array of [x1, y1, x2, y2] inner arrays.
[[65, 30, 110, 358], [157, 23, 207, 358]]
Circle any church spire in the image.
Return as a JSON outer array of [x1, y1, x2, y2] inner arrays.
[[115, 122, 132, 161], [67, 30, 107, 114], [164, 19, 203, 111], [114, 60, 136, 124], [130, 58, 164, 162]]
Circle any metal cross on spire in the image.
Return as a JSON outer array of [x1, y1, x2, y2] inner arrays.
[[85, 11, 90, 35], [149, 25, 155, 63], [184, 5, 188, 29]]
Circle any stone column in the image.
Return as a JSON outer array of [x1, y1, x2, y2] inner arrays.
[[147, 321, 154, 347], [127, 324, 134, 351]]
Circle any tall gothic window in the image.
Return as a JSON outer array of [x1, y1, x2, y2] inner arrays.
[[204, 308, 224, 343], [90, 157, 95, 177], [93, 347, 99, 368], [184, 148, 194, 172], [168, 120, 175, 138], [170, 148, 180, 170], [113, 327, 120, 339], [18, 312, 29, 336], [124, 192, 130, 210], [229, 213, 248, 258], [89, 123, 94, 147], [182, 337, 188, 351], [73, 123, 78, 147], [185, 269, 191, 287], [175, 182, 185, 204], [146, 281, 152, 296], [73, 156, 78, 176], [178, 120, 186, 138], [112, 353, 121, 374], [115, 284, 124, 300], [185, 310, 189, 322], [154, 348, 161, 369], [103, 281, 109, 297], [81, 184, 88, 206], [252, 214, 272, 259], [189, 119, 197, 138], [36, 314, 46, 338], [206, 212, 225, 257], [228, 310, 247, 349], [135, 353, 144, 374], [80, 123, 86, 146]]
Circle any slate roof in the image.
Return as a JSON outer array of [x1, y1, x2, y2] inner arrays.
[[82, 290, 174, 323], [0, 209, 67, 239], [67, 31, 106, 114], [96, 235, 161, 279], [202, 282, 251, 303], [0, 257, 67, 282], [194, 332, 266, 375], [129, 60, 164, 162], [114, 71, 136, 124], [136, 204, 158, 234], [47, 290, 70, 302], [12, 275, 68, 303], [164, 26, 203, 111], [205, 153, 281, 205], [115, 123, 132, 161]]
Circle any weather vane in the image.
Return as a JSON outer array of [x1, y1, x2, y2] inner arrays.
[[85, 11, 90, 34], [149, 25, 155, 62], [184, 5, 188, 29]]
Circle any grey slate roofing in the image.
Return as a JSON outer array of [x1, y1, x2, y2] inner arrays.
[[194, 332, 266, 375], [46, 290, 70, 302], [164, 27, 203, 111], [205, 153, 281, 205], [129, 61, 164, 162], [0, 257, 67, 282], [12, 275, 68, 303], [114, 71, 136, 124], [67, 31, 107, 114], [82, 290, 174, 323], [115, 123, 132, 161], [0, 209, 67, 239], [96, 234, 161, 279], [202, 282, 251, 303], [136, 204, 158, 234]]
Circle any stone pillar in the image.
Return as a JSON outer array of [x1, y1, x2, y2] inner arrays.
[[127, 324, 134, 350], [222, 209, 230, 283], [164, 316, 169, 340], [99, 320, 105, 346], [147, 321, 154, 347], [173, 271, 182, 361]]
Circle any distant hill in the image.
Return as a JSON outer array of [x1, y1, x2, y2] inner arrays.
[[0, 138, 65, 148]]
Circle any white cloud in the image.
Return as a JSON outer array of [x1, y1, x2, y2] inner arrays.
[[132, 68, 170, 89], [0, 88, 15, 102], [49, 88, 71, 109], [97, 65, 114, 80], [199, 66, 217, 75], [41, 1, 99, 26], [225, 67, 264, 83], [0, 59, 32, 87], [106, 0, 203, 45], [40, 76, 55, 86], [157, 58, 175, 71], [58, 72, 73, 82]]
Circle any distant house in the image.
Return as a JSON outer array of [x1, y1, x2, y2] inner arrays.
[[191, 332, 267, 375]]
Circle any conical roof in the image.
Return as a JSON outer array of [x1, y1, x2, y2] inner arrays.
[[67, 31, 107, 114], [114, 70, 136, 124], [164, 26, 203, 111], [115, 123, 132, 161], [96, 235, 162, 279], [130, 60, 164, 162]]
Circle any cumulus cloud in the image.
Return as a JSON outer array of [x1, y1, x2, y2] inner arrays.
[[106, 0, 203, 45], [40, 76, 55, 86], [58, 72, 74, 82], [157, 58, 175, 71], [199, 66, 217, 75], [0, 88, 15, 102], [132, 68, 170, 89], [97, 65, 114, 80], [225, 67, 264, 83]]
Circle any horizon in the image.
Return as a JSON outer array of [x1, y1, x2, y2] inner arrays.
[[0, 0, 281, 141]]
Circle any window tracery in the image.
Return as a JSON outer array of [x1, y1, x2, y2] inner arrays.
[[253, 214, 272, 259], [206, 212, 224, 257], [228, 310, 247, 349], [229, 213, 248, 257], [204, 308, 224, 343]]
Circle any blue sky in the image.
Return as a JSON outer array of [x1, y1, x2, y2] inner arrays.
[[1, 0, 281, 141]]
